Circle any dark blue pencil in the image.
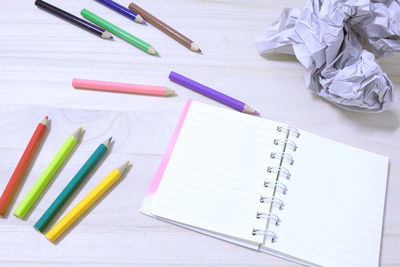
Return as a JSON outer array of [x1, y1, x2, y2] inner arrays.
[[95, 0, 146, 24]]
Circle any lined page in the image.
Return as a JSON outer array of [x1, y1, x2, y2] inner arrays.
[[266, 129, 389, 267], [150, 101, 284, 244]]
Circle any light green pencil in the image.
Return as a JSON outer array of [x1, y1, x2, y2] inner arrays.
[[81, 9, 158, 55], [13, 127, 84, 219]]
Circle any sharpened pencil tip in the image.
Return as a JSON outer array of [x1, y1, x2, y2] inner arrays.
[[72, 127, 84, 140], [101, 31, 113, 39], [41, 116, 50, 125], [135, 14, 146, 24], [117, 161, 130, 174], [242, 104, 260, 116], [103, 137, 113, 148], [148, 46, 159, 56], [165, 88, 175, 96], [190, 42, 201, 53]]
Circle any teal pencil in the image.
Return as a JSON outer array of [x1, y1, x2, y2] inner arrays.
[[34, 137, 112, 233]]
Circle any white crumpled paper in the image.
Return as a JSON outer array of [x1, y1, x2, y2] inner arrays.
[[255, 0, 400, 112]]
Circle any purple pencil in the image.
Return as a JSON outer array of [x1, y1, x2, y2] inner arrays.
[[169, 71, 260, 115]]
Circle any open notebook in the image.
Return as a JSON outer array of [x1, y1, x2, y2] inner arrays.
[[141, 100, 389, 267]]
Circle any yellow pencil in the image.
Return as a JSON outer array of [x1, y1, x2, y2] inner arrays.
[[45, 161, 130, 243]]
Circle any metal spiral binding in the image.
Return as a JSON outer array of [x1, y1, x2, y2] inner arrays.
[[264, 181, 287, 194], [260, 196, 285, 210], [252, 229, 277, 242], [273, 138, 297, 151], [277, 126, 300, 138], [270, 152, 294, 165], [267, 166, 291, 179], [253, 126, 300, 243], [256, 212, 281, 226]]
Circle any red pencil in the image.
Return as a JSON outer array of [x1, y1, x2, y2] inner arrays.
[[0, 116, 49, 217]]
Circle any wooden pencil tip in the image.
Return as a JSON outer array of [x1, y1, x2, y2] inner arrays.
[[242, 104, 260, 116], [165, 88, 175, 96], [190, 42, 201, 53], [101, 31, 113, 39], [117, 161, 130, 174], [135, 15, 146, 24], [148, 46, 159, 56], [103, 137, 113, 148], [41, 116, 50, 125], [72, 127, 84, 139]]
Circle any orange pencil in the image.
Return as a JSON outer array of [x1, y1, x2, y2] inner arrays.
[[0, 116, 49, 217]]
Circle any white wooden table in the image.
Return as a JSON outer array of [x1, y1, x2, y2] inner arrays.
[[0, 0, 399, 266]]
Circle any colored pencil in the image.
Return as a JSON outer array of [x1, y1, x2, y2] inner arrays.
[[45, 161, 130, 243], [95, 0, 145, 24], [34, 137, 112, 233], [169, 71, 260, 115], [128, 2, 201, 53], [14, 127, 84, 219], [35, 0, 112, 40], [72, 78, 175, 96], [0, 117, 49, 217], [81, 9, 158, 55]]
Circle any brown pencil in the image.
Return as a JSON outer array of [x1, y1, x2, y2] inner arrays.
[[128, 2, 201, 53]]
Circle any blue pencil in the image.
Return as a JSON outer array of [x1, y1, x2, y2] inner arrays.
[[95, 0, 146, 24]]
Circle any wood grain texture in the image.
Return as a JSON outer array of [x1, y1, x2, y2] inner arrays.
[[0, 0, 399, 266]]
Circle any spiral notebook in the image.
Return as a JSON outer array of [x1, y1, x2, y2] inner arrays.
[[141, 100, 389, 267]]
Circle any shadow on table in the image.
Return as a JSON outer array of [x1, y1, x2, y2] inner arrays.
[[309, 94, 400, 130], [341, 109, 399, 131], [260, 53, 298, 62]]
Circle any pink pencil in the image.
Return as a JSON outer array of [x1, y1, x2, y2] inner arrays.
[[72, 78, 175, 96]]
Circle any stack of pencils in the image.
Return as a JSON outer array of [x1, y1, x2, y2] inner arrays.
[[0, 116, 130, 243], [35, 0, 202, 55]]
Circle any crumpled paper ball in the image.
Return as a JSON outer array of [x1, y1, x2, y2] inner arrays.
[[255, 0, 400, 112]]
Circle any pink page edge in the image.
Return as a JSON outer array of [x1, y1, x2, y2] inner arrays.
[[147, 99, 193, 195]]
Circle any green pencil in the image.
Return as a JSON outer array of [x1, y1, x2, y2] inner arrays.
[[81, 9, 158, 55], [34, 137, 112, 232], [14, 127, 84, 219]]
